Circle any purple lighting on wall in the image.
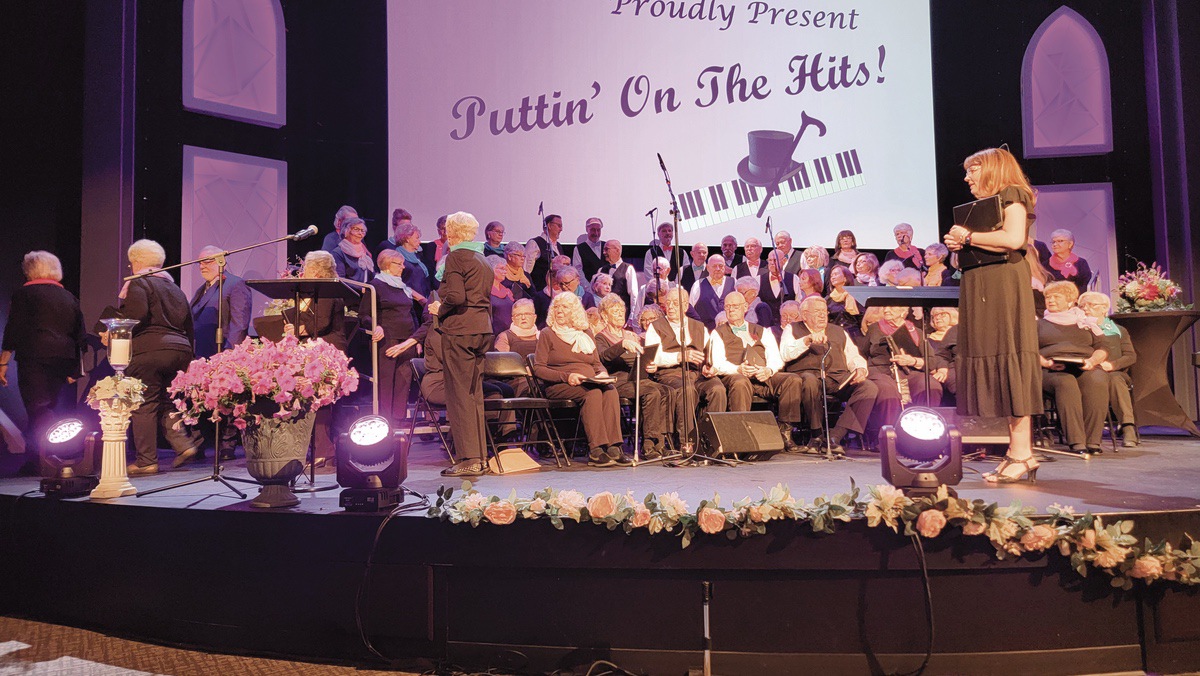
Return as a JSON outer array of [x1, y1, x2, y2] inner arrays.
[[182, 0, 286, 128], [1021, 6, 1112, 157]]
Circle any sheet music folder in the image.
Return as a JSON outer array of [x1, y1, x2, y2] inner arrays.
[[953, 195, 1003, 232], [844, 286, 960, 309]]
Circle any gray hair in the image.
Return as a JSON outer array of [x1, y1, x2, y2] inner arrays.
[[591, 272, 613, 287], [653, 256, 671, 274], [1078, 291, 1111, 311], [925, 242, 949, 260], [878, 259, 905, 281], [1050, 229, 1075, 243], [513, 298, 535, 312], [706, 254, 725, 266], [735, 276, 758, 293], [198, 245, 224, 259], [895, 268, 923, 287], [128, 239, 166, 269], [504, 241, 525, 257], [486, 255, 506, 271], [555, 265, 580, 285], [598, 292, 625, 315], [22, 250, 63, 282], [396, 222, 421, 245], [334, 205, 357, 232], [893, 222, 914, 234]]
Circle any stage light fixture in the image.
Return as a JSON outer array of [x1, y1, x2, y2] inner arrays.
[[880, 406, 962, 497], [39, 417, 100, 498], [338, 415, 410, 512]]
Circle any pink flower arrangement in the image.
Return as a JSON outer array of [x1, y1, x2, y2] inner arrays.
[[169, 335, 358, 431], [915, 509, 947, 538], [1115, 261, 1190, 312]]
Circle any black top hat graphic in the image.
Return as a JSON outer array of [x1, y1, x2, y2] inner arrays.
[[737, 130, 802, 188]]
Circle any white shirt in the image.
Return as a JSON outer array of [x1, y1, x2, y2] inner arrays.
[[778, 323, 867, 371], [709, 322, 784, 375], [572, 238, 604, 272], [631, 276, 669, 325], [643, 239, 675, 276], [644, 318, 708, 368], [688, 276, 733, 307]]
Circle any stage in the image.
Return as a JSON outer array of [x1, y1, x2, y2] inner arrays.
[[2, 434, 1199, 675]]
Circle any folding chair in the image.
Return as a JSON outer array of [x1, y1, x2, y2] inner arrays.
[[483, 352, 572, 468], [407, 358, 455, 463]]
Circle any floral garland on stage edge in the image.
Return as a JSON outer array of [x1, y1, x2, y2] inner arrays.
[[1114, 261, 1191, 312], [428, 482, 1200, 590]]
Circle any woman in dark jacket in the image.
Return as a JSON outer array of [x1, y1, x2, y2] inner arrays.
[[331, 217, 375, 283], [361, 249, 427, 424], [1, 251, 85, 475], [1037, 281, 1109, 454], [1078, 291, 1138, 447], [119, 240, 204, 476], [594, 293, 670, 460], [436, 211, 495, 478]]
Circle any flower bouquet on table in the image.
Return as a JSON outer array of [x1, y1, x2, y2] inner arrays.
[[168, 335, 358, 431], [1114, 261, 1191, 312]]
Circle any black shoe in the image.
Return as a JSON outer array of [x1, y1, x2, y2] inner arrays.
[[218, 449, 237, 461], [440, 460, 488, 477], [608, 445, 633, 466], [588, 448, 617, 468], [778, 423, 802, 453], [172, 447, 200, 468]]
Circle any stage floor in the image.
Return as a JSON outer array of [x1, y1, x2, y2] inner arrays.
[[4, 430, 1199, 516]]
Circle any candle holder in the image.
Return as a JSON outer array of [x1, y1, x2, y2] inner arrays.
[[101, 318, 140, 374], [89, 318, 144, 499]]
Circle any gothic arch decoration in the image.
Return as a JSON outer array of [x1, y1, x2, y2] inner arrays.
[[182, 0, 286, 128], [1021, 6, 1112, 157]]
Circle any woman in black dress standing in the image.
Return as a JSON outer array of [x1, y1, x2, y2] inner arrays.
[[361, 250, 427, 425], [945, 147, 1043, 483]]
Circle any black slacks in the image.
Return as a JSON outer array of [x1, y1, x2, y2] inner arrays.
[[795, 371, 878, 433], [614, 372, 671, 442], [441, 333, 492, 462], [125, 348, 202, 467], [543, 382, 623, 450], [17, 357, 78, 464], [721, 372, 804, 424], [1044, 369, 1108, 446]]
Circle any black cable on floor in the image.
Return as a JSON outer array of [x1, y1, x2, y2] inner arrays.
[[890, 533, 934, 676]]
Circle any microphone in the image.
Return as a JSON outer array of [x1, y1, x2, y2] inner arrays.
[[657, 153, 666, 171], [538, 201, 544, 217], [291, 225, 318, 241], [645, 207, 657, 218], [764, 216, 772, 234]]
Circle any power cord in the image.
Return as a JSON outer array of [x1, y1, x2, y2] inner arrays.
[[889, 533, 934, 676]]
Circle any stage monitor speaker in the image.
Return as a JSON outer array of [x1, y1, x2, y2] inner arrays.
[[699, 411, 783, 458], [933, 407, 1010, 445]]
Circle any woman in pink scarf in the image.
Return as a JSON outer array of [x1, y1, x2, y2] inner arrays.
[[332, 217, 375, 282], [1044, 229, 1092, 295]]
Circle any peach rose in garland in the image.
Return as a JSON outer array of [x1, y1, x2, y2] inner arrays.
[[483, 500, 517, 525], [1128, 555, 1164, 580], [697, 507, 727, 534], [915, 509, 947, 539], [962, 520, 986, 536], [587, 492, 618, 520], [629, 503, 652, 529], [1019, 524, 1057, 552]]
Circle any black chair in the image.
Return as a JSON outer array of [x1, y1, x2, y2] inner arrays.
[[407, 358, 455, 463], [524, 354, 587, 458], [483, 352, 571, 468]]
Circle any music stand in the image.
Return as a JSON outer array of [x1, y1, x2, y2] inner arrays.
[[247, 278, 366, 491]]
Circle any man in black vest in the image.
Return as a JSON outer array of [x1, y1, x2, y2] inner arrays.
[[524, 214, 567, 293], [599, 239, 637, 314], [644, 222, 680, 280], [679, 242, 709, 295], [734, 237, 765, 279], [709, 292, 803, 451], [573, 217, 606, 286], [780, 297, 878, 453], [720, 235, 744, 271], [757, 255, 797, 328], [643, 287, 726, 443]]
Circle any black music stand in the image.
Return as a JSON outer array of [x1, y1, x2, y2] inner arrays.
[[247, 278, 364, 492]]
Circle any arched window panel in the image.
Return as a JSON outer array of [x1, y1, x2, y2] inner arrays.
[[1021, 6, 1112, 157], [181, 145, 287, 313], [182, 0, 286, 128], [1033, 183, 1116, 296]]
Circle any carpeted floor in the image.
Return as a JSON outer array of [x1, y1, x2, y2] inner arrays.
[[0, 616, 418, 676]]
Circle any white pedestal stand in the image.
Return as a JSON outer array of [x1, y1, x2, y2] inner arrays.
[[89, 401, 137, 499]]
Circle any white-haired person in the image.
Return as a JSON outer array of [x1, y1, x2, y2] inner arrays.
[[928, 307, 960, 403], [436, 211, 494, 477], [283, 250, 350, 469], [800, 245, 830, 291], [689, 254, 735, 330], [1042, 228, 1093, 295], [644, 287, 727, 443], [118, 240, 204, 475], [734, 237, 765, 279], [736, 276, 772, 327], [1, 251, 85, 476], [331, 217, 374, 283], [632, 256, 672, 326], [1077, 291, 1138, 447], [362, 249, 427, 424], [679, 242, 710, 294], [923, 243, 957, 286], [710, 292, 804, 452], [637, 304, 664, 334], [885, 222, 924, 271], [533, 292, 629, 467], [502, 241, 534, 297], [598, 240, 638, 315], [494, 298, 540, 357], [590, 272, 614, 301], [878, 259, 906, 287]]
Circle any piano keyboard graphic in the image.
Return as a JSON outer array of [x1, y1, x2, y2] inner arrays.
[[678, 148, 865, 232]]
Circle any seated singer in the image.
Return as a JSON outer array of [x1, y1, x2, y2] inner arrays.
[[643, 287, 727, 445], [595, 293, 673, 460], [780, 296, 877, 454], [533, 293, 629, 468], [708, 292, 804, 453], [865, 305, 943, 430]]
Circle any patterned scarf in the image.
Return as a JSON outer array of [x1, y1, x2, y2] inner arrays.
[[1043, 307, 1102, 335], [338, 239, 375, 273]]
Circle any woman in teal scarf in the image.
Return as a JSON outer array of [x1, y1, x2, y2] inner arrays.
[[1079, 291, 1138, 447]]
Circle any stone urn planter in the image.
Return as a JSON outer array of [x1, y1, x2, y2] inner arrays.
[[243, 411, 317, 508]]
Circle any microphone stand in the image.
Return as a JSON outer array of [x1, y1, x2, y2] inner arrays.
[[136, 229, 313, 498], [656, 154, 731, 467]]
